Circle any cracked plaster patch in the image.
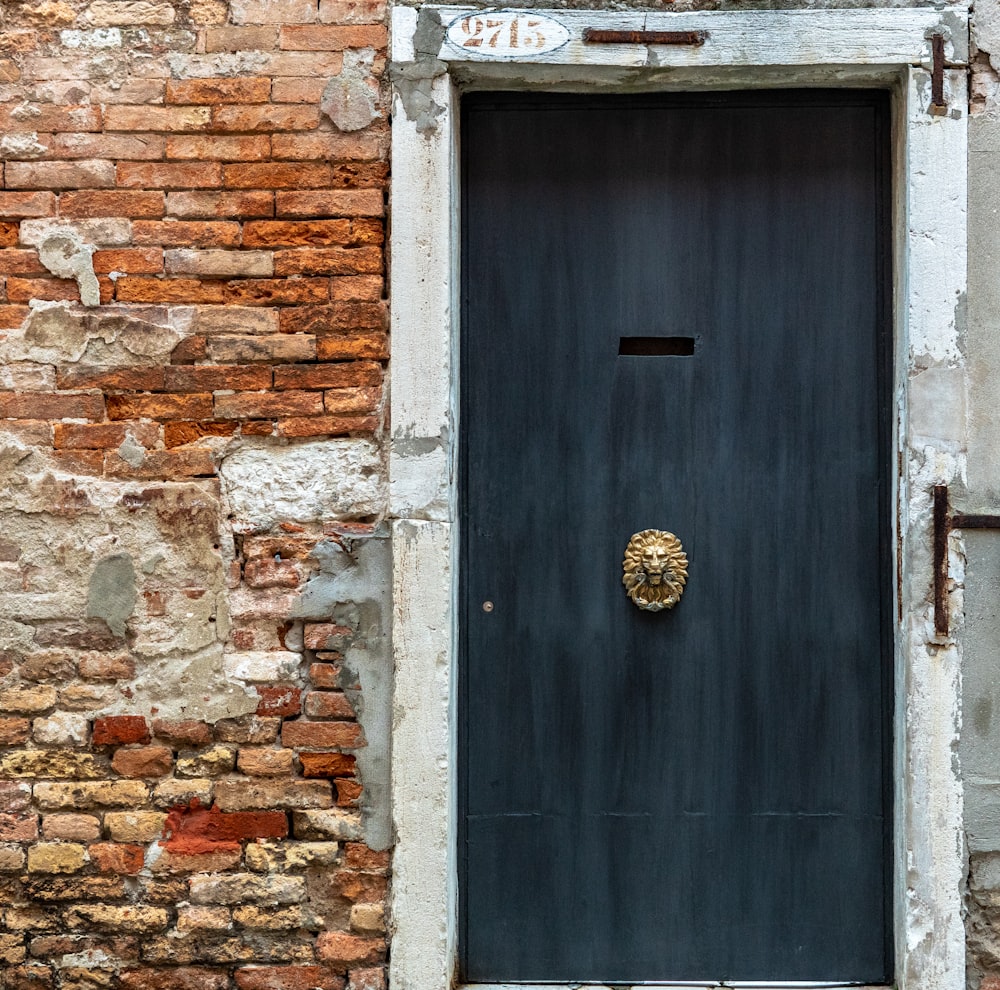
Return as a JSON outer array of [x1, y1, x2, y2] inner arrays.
[[34, 228, 100, 307]]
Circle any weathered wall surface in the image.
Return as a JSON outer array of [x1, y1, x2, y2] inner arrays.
[[0, 0, 391, 986]]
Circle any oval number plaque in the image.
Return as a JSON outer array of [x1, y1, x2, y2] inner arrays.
[[445, 11, 570, 58]]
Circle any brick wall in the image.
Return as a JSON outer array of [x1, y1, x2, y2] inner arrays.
[[0, 0, 390, 986]]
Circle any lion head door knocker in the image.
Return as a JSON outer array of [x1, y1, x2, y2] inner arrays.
[[622, 529, 688, 612]]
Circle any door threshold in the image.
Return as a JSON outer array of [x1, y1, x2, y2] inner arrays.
[[460, 983, 891, 989]]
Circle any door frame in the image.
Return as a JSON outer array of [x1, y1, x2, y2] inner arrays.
[[388, 9, 969, 990]]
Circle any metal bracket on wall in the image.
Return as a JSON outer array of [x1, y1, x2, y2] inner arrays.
[[933, 484, 1000, 634], [930, 33, 947, 114]]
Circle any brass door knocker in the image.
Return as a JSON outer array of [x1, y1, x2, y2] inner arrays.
[[622, 530, 688, 611]]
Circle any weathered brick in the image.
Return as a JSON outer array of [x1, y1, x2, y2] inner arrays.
[[119, 968, 230, 990], [164, 365, 272, 391], [323, 386, 382, 413], [151, 719, 213, 745], [213, 779, 333, 811], [166, 191, 274, 219], [279, 415, 378, 438], [214, 390, 324, 419], [0, 717, 31, 745], [349, 903, 384, 934], [235, 966, 344, 990], [5, 160, 115, 190], [223, 278, 330, 306], [243, 220, 350, 249], [215, 716, 281, 744], [190, 872, 306, 905], [230, 0, 317, 22], [0, 250, 47, 276], [106, 393, 214, 421], [92, 715, 150, 745], [44, 132, 167, 161], [0, 749, 102, 779], [275, 190, 383, 218], [91, 247, 164, 275], [304, 691, 355, 719], [0, 781, 32, 812], [270, 132, 383, 162], [0, 686, 58, 713], [224, 163, 332, 189], [204, 26, 279, 50], [112, 745, 173, 778], [0, 814, 38, 841], [237, 748, 296, 776], [77, 652, 137, 678], [26, 842, 87, 874], [167, 78, 272, 104], [273, 363, 382, 390], [0, 191, 57, 219], [118, 162, 223, 189], [115, 277, 225, 304], [211, 105, 320, 133], [34, 781, 149, 810], [85, 0, 176, 24], [303, 623, 352, 650], [89, 842, 145, 874], [0, 392, 103, 420], [64, 904, 169, 932], [335, 778, 362, 806], [244, 558, 301, 588], [315, 933, 385, 968], [133, 220, 242, 247], [282, 721, 363, 749], [278, 25, 386, 49], [255, 685, 302, 717], [104, 811, 168, 841], [105, 105, 212, 132], [299, 752, 356, 778], [279, 302, 386, 334], [270, 78, 327, 103], [233, 904, 304, 930], [21, 876, 125, 902], [274, 248, 382, 276], [319, 0, 384, 22], [175, 745, 237, 778], [60, 190, 165, 219], [57, 367, 166, 390], [40, 814, 100, 841], [163, 421, 238, 447], [167, 135, 272, 161], [0, 304, 32, 328], [165, 249, 273, 278]]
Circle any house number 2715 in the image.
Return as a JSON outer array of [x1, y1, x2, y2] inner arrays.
[[445, 11, 570, 58]]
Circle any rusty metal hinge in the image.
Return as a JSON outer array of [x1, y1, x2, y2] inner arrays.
[[933, 485, 1000, 634], [582, 28, 708, 46], [930, 33, 948, 115]]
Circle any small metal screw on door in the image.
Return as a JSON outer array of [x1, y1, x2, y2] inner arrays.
[[482, 601, 494, 613]]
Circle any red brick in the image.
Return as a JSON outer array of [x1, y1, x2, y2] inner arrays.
[[106, 394, 213, 421], [0, 305, 31, 328], [0, 191, 57, 219], [89, 843, 145, 874], [271, 132, 384, 162], [104, 448, 215, 479], [0, 718, 31, 745], [5, 159, 114, 190], [279, 302, 386, 334], [243, 220, 350, 248], [57, 367, 166, 390], [255, 686, 303, 717], [166, 78, 272, 104], [315, 933, 385, 968], [117, 162, 223, 190], [54, 423, 157, 451], [303, 623, 352, 649], [316, 336, 388, 361], [92, 716, 150, 746], [329, 162, 388, 190], [299, 752, 356, 778], [279, 24, 386, 49], [0, 813, 38, 840], [308, 663, 342, 688], [0, 392, 103, 420], [222, 279, 329, 306], [273, 363, 382, 390], [151, 719, 213, 745], [166, 191, 274, 219], [91, 248, 164, 275], [4, 278, 80, 303], [105, 106, 212, 132], [281, 721, 363, 748], [133, 221, 242, 248], [59, 191, 165, 219], [273, 248, 382, 276], [112, 746, 173, 778], [162, 801, 288, 851], [335, 778, 361, 806], [212, 105, 320, 133], [164, 366, 272, 391], [0, 104, 102, 132], [214, 390, 323, 419], [270, 77, 326, 103], [0, 250, 46, 275], [167, 136, 271, 162], [163, 421, 237, 447], [277, 415, 377, 438], [304, 691, 354, 719], [275, 190, 383, 218], [50, 450, 104, 474], [115, 278, 225, 305], [235, 967, 344, 990], [44, 132, 167, 161], [223, 163, 332, 189], [120, 969, 229, 990], [171, 337, 208, 364]]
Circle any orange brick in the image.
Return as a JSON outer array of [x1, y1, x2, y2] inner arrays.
[[92, 248, 164, 275], [322, 386, 381, 413], [275, 190, 382, 218], [52, 422, 158, 452], [224, 163, 332, 189], [166, 135, 271, 161], [0, 192, 55, 218], [5, 277, 79, 303], [279, 24, 386, 49], [57, 367, 166, 390], [273, 363, 381, 390], [222, 279, 329, 306], [78, 653, 136, 679], [206, 335, 315, 363], [214, 390, 323, 419], [163, 366, 272, 391], [335, 778, 361, 806], [211, 105, 320, 133], [50, 449, 104, 474], [112, 746, 173, 779], [271, 132, 384, 162], [315, 933, 385, 968], [329, 162, 388, 189], [309, 663, 341, 688], [151, 719, 213, 745], [270, 77, 327, 103], [0, 305, 30, 329], [163, 421, 237, 447], [237, 748, 295, 776], [273, 248, 381, 276], [104, 448, 216, 478], [0, 222, 18, 247], [106, 393, 213, 421], [0, 250, 46, 275], [241, 421, 275, 436], [105, 105, 212, 132], [89, 843, 145, 874], [278, 415, 377, 437], [115, 277, 226, 304], [166, 191, 274, 219], [0, 720, 31, 746], [281, 720, 363, 748], [44, 132, 167, 161], [60, 190, 165, 219], [349, 218, 383, 245], [166, 78, 272, 104], [318, 0, 385, 22], [299, 752, 356, 777], [316, 334, 388, 361], [279, 302, 385, 334], [304, 691, 354, 719], [0, 104, 102, 132], [6, 159, 114, 189], [243, 220, 351, 248], [133, 220, 242, 248], [117, 162, 223, 189], [235, 965, 343, 990], [330, 276, 382, 301]]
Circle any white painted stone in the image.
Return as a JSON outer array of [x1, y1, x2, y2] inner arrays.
[[223, 650, 301, 683], [219, 440, 385, 530], [389, 440, 450, 522], [909, 367, 968, 446], [33, 713, 89, 746]]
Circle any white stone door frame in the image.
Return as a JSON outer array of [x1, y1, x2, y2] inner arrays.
[[388, 8, 969, 989]]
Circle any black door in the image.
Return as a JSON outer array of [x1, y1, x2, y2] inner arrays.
[[460, 91, 892, 984]]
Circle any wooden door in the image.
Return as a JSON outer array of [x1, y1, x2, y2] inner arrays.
[[459, 91, 893, 984]]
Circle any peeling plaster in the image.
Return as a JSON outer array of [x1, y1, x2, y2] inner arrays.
[[86, 553, 137, 639], [35, 228, 101, 307], [291, 536, 392, 851], [322, 49, 380, 132], [389, 8, 447, 134]]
